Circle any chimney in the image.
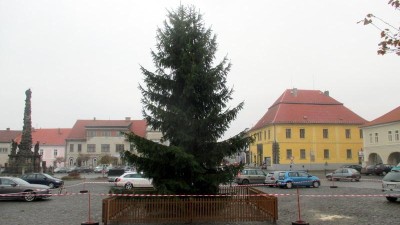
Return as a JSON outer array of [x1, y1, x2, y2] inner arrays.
[[324, 91, 329, 96], [125, 117, 131, 121], [6, 128, 10, 131], [93, 117, 96, 121], [290, 88, 298, 96]]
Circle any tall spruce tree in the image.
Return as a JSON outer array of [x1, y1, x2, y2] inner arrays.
[[124, 5, 252, 195]]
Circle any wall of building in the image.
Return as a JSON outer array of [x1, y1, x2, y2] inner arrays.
[[0, 142, 10, 167], [362, 121, 400, 165], [249, 124, 363, 170]]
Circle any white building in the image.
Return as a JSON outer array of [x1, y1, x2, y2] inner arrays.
[[361, 106, 400, 166]]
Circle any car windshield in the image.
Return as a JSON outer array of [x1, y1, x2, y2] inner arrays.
[[383, 172, 400, 182]]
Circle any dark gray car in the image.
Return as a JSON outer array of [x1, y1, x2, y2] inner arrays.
[[0, 177, 51, 202]]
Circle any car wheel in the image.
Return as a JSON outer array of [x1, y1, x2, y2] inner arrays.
[[242, 179, 250, 185], [386, 197, 397, 202], [48, 183, 54, 189], [312, 181, 320, 188], [326, 176, 332, 181], [382, 171, 387, 176], [24, 191, 36, 202], [286, 182, 293, 189], [124, 182, 133, 190]]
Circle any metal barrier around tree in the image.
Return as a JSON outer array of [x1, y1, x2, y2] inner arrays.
[[102, 186, 278, 225]]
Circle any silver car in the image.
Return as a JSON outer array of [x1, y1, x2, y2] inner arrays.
[[382, 170, 400, 202], [326, 168, 361, 182], [235, 169, 266, 185], [0, 177, 51, 202], [264, 171, 283, 187]]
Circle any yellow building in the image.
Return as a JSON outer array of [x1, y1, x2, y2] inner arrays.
[[248, 89, 367, 171]]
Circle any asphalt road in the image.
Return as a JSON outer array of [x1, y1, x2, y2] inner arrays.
[[0, 172, 398, 225]]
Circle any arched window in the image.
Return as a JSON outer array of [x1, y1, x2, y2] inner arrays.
[[69, 158, 74, 166], [93, 158, 97, 166]]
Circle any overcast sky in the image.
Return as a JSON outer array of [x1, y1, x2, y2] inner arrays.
[[0, 0, 398, 140]]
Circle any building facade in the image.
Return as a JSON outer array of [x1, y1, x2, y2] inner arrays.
[[65, 118, 161, 168], [247, 89, 367, 171], [0, 128, 21, 168], [361, 106, 400, 166], [13, 128, 71, 169]]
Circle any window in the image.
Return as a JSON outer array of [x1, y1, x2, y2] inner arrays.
[[300, 149, 306, 159], [104, 131, 111, 137], [286, 129, 291, 139], [264, 131, 266, 140], [0, 148, 7, 153], [268, 130, 271, 139], [323, 129, 329, 139], [87, 131, 96, 137], [101, 144, 110, 153], [346, 149, 352, 159], [324, 149, 330, 159], [369, 133, 373, 143], [78, 144, 82, 152], [388, 131, 393, 142], [39, 149, 43, 155], [396, 130, 399, 141], [300, 129, 305, 139], [375, 133, 379, 143], [286, 149, 292, 159], [359, 129, 363, 139], [87, 144, 96, 153], [116, 144, 125, 152], [54, 149, 58, 157], [345, 129, 351, 139], [70, 144, 74, 152]]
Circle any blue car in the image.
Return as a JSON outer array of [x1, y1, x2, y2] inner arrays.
[[276, 171, 320, 189]]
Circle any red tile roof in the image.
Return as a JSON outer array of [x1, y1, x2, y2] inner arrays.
[[0, 130, 22, 143], [14, 128, 71, 146], [361, 106, 400, 127], [250, 89, 367, 131], [67, 119, 147, 140]]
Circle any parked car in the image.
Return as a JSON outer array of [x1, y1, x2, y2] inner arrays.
[[276, 171, 320, 189], [264, 171, 283, 187], [362, 164, 394, 176], [360, 165, 375, 175], [53, 167, 68, 173], [0, 176, 51, 202], [326, 168, 361, 181], [107, 168, 126, 182], [342, 164, 362, 173], [235, 168, 267, 185], [115, 172, 153, 190], [77, 167, 94, 173], [382, 170, 400, 202], [391, 162, 400, 172], [20, 173, 64, 189], [94, 164, 111, 173]]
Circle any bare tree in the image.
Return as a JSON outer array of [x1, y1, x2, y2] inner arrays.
[[359, 0, 400, 55]]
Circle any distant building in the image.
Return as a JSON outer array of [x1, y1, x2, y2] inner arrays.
[[247, 88, 367, 170], [14, 128, 72, 168], [0, 128, 21, 168], [361, 106, 400, 166], [65, 117, 163, 167]]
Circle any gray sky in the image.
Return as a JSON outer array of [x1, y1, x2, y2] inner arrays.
[[0, 0, 398, 140]]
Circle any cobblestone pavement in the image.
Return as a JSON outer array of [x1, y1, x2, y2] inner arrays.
[[0, 173, 398, 225]]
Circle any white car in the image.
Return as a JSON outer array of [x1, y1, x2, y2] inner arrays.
[[115, 172, 153, 190], [382, 170, 400, 202]]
